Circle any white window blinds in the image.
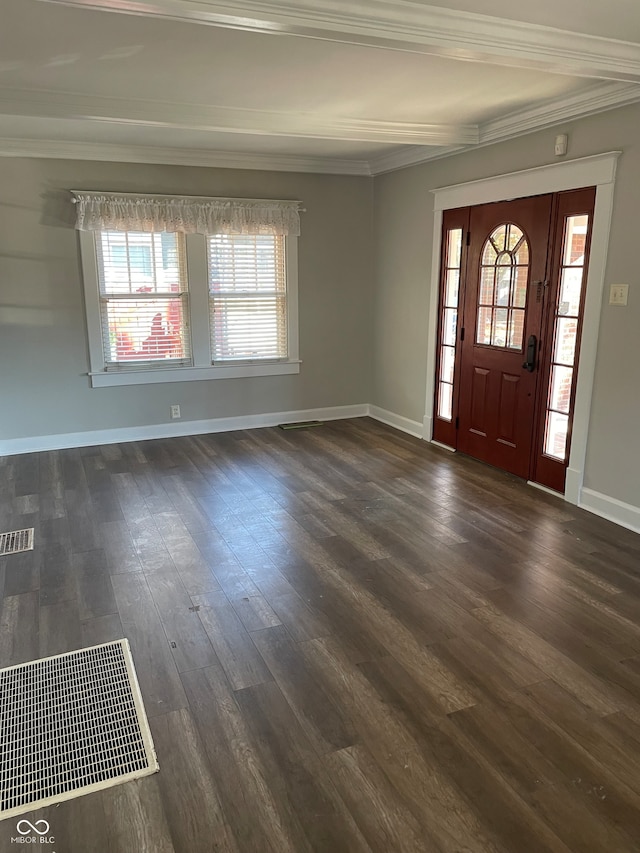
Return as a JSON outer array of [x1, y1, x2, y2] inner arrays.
[[208, 234, 288, 362], [95, 231, 191, 369]]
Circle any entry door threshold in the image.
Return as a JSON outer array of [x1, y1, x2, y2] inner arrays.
[[527, 480, 564, 498]]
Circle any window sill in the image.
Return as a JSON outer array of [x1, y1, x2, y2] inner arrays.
[[88, 361, 301, 387]]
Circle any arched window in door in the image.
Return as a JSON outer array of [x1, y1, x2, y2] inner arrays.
[[477, 224, 529, 350]]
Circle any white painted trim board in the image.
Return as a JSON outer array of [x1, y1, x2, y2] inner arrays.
[[0, 405, 368, 455], [1, 401, 638, 535]]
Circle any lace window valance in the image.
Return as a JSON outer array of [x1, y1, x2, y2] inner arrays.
[[72, 191, 302, 236]]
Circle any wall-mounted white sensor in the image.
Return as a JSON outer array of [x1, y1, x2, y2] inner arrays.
[[554, 134, 568, 156]]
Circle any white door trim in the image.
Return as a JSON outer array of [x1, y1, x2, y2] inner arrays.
[[423, 151, 620, 505]]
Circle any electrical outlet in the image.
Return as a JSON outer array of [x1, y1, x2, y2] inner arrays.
[[170, 405, 181, 419], [609, 284, 629, 306]]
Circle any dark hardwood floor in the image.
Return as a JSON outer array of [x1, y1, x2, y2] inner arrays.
[[1, 417, 640, 852]]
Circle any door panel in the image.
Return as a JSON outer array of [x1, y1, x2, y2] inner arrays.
[[497, 372, 519, 446], [469, 368, 489, 435], [432, 208, 470, 448], [457, 195, 553, 478], [531, 187, 596, 492]]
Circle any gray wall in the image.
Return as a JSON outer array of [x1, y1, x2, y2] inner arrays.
[[373, 102, 640, 508], [0, 159, 374, 440], [1, 105, 638, 511]]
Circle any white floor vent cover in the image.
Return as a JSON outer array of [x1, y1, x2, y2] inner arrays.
[[0, 639, 158, 820], [0, 528, 34, 556]]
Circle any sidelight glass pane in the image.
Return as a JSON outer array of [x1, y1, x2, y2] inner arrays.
[[549, 365, 573, 414], [440, 345, 455, 383], [437, 226, 464, 428], [476, 306, 492, 344], [542, 212, 591, 469], [445, 269, 460, 308], [544, 410, 569, 460], [438, 382, 453, 421], [443, 308, 457, 346], [563, 215, 589, 266], [554, 317, 578, 365], [447, 228, 463, 269], [492, 308, 508, 347], [559, 266, 583, 316]]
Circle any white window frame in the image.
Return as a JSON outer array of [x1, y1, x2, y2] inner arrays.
[[79, 231, 300, 388]]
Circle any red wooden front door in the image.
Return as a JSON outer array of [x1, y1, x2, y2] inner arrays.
[[456, 195, 553, 478]]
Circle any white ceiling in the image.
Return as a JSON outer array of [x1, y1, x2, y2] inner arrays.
[[1, 0, 640, 174]]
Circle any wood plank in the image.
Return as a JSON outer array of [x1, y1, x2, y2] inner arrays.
[[39, 599, 81, 656], [111, 572, 188, 717], [194, 590, 272, 690], [251, 623, 356, 754], [102, 777, 176, 853], [81, 612, 125, 647], [100, 519, 143, 574], [150, 708, 240, 852], [325, 744, 442, 853], [181, 663, 305, 853], [0, 591, 39, 666], [235, 679, 372, 853], [144, 557, 219, 672], [296, 637, 502, 853], [40, 542, 75, 605], [1, 420, 639, 853], [73, 549, 118, 620]]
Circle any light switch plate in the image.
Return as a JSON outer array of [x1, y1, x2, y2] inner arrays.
[[609, 284, 629, 306]]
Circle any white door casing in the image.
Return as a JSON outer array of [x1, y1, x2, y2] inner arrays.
[[423, 151, 619, 505]]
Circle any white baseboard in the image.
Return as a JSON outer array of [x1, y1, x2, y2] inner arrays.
[[564, 465, 583, 505], [4, 403, 638, 540], [579, 487, 640, 535], [0, 404, 368, 456], [367, 405, 424, 438]]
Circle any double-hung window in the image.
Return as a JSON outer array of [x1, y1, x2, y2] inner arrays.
[[208, 234, 288, 362], [76, 192, 301, 387], [96, 231, 191, 368]]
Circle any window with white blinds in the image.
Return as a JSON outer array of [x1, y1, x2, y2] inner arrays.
[[77, 192, 300, 388], [95, 231, 191, 369], [208, 234, 288, 362]]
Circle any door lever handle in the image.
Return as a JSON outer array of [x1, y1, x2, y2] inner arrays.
[[523, 335, 537, 372]]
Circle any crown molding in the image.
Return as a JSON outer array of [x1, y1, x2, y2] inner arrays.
[[0, 137, 373, 175], [38, 0, 640, 82], [0, 87, 478, 147], [369, 81, 640, 174], [2, 82, 640, 178], [368, 143, 463, 175], [480, 81, 640, 143]]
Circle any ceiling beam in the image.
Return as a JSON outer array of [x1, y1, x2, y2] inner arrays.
[[0, 137, 373, 175], [0, 88, 479, 146], [38, 0, 640, 82]]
